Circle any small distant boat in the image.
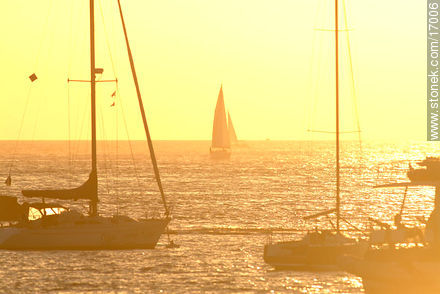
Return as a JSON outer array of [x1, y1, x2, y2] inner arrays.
[[210, 85, 231, 158]]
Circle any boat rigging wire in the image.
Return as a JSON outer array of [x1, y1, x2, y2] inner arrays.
[[98, 0, 142, 186], [6, 0, 55, 182], [307, 129, 360, 134], [342, 0, 361, 149], [7, 84, 33, 177], [98, 0, 144, 210], [307, 0, 324, 134], [303, 0, 365, 234], [98, 99, 116, 203], [116, 0, 170, 217], [67, 81, 72, 178]]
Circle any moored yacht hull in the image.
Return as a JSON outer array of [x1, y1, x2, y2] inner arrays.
[[341, 255, 440, 293], [0, 217, 170, 250], [264, 241, 365, 270]]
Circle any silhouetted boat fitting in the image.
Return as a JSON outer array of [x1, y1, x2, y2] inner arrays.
[[407, 157, 440, 183], [0, 0, 171, 250], [341, 158, 440, 293], [210, 85, 232, 158], [263, 0, 366, 270]]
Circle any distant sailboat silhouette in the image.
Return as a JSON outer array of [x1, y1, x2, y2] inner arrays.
[[210, 85, 231, 158], [0, 0, 171, 250]]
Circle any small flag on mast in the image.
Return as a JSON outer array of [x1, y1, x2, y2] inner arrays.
[[29, 73, 37, 82], [110, 91, 116, 107]]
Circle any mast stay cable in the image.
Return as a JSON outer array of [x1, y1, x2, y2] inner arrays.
[[98, 0, 143, 211], [116, 0, 170, 217]]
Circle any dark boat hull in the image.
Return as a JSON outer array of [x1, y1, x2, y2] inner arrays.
[[264, 241, 365, 270], [0, 217, 170, 250], [340, 248, 440, 293], [210, 148, 231, 159]]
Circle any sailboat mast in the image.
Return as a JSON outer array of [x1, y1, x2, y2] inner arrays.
[[335, 0, 340, 232], [117, 0, 169, 216], [89, 0, 98, 216]]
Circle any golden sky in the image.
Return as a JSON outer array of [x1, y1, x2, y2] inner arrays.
[[0, 0, 425, 141]]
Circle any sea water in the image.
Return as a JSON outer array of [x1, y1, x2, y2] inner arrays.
[[0, 140, 436, 293]]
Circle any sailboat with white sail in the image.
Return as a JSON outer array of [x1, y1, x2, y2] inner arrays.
[[0, 0, 171, 250], [263, 0, 366, 270], [210, 85, 232, 158]]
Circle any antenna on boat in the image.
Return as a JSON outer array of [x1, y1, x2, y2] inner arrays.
[[89, 0, 98, 217]]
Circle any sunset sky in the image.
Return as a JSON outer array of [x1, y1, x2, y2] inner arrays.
[[0, 0, 425, 141]]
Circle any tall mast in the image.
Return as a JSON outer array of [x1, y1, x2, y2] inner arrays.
[[117, 0, 169, 216], [335, 0, 340, 232], [89, 0, 98, 216]]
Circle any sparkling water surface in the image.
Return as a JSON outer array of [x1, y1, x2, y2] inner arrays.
[[0, 140, 436, 293]]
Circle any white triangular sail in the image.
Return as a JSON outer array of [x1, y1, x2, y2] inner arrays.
[[228, 112, 238, 144], [211, 86, 230, 149]]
